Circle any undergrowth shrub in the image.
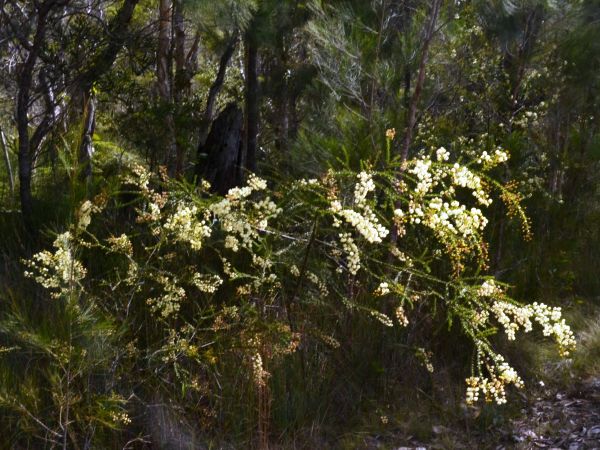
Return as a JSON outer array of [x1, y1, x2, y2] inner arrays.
[[2, 136, 575, 447]]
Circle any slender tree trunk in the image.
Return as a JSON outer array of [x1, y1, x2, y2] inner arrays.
[[275, 65, 290, 154], [0, 127, 14, 196], [186, 31, 201, 75], [17, 3, 52, 233], [390, 0, 440, 250], [78, 91, 96, 182], [399, 0, 441, 164], [244, 30, 259, 174], [172, 0, 186, 175], [157, 0, 176, 175]]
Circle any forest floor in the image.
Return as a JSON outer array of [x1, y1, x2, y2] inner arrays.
[[354, 375, 600, 449], [507, 376, 600, 450]]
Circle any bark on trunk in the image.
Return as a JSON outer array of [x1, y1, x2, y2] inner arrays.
[[172, 0, 186, 102], [244, 30, 259, 174], [172, 0, 185, 174], [196, 35, 238, 167], [78, 92, 96, 182], [157, 0, 176, 175], [16, 3, 52, 233], [202, 103, 243, 195], [0, 127, 14, 196]]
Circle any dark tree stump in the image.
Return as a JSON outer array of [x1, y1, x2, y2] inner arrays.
[[198, 103, 243, 195]]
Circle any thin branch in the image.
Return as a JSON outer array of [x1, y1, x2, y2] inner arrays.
[[399, 0, 442, 163]]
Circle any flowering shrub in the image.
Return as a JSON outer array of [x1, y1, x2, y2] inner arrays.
[[22, 141, 575, 439]]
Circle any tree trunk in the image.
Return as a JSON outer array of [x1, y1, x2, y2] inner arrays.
[[157, 0, 176, 175], [196, 35, 238, 166], [16, 3, 52, 233], [78, 91, 96, 183], [73, 0, 140, 181], [399, 0, 441, 164], [244, 30, 259, 174], [0, 127, 14, 196], [275, 69, 289, 154], [76, 0, 140, 92], [390, 0, 440, 250], [172, 0, 186, 175], [202, 103, 243, 195]]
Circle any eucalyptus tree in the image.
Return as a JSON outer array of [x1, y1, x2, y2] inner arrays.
[[0, 0, 141, 233]]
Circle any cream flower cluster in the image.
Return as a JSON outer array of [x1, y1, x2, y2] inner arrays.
[[530, 302, 576, 356], [24, 232, 86, 299], [307, 271, 329, 297], [370, 310, 393, 327], [191, 273, 223, 293], [161, 327, 199, 363], [77, 200, 94, 230], [464, 275, 576, 404], [472, 309, 490, 326], [395, 305, 409, 326], [409, 158, 434, 195], [449, 164, 491, 206], [466, 356, 523, 405], [247, 174, 268, 191], [250, 352, 269, 387], [489, 299, 575, 355], [416, 347, 434, 373], [211, 175, 281, 252], [129, 163, 151, 192], [419, 197, 488, 239], [436, 146, 450, 162], [297, 178, 319, 187], [338, 232, 360, 274], [330, 172, 388, 275], [354, 171, 376, 206], [110, 411, 132, 425], [163, 203, 212, 250], [374, 282, 390, 296], [331, 200, 389, 243], [490, 300, 531, 340], [478, 279, 502, 297], [147, 275, 186, 318], [248, 337, 270, 387], [477, 148, 509, 168], [107, 234, 133, 255], [330, 172, 388, 244], [403, 155, 493, 252]]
